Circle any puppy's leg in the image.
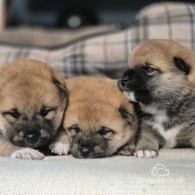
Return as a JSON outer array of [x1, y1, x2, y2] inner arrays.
[[0, 135, 20, 157], [189, 129, 195, 148], [135, 129, 161, 159], [49, 129, 70, 155], [0, 136, 44, 160], [177, 127, 195, 148], [117, 138, 135, 156]]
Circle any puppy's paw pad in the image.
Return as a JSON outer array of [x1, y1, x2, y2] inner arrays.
[[134, 150, 157, 159], [49, 142, 70, 155], [10, 148, 44, 160]]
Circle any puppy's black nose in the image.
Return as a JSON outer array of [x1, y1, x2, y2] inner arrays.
[[120, 77, 129, 87], [24, 133, 39, 144], [80, 147, 92, 157]]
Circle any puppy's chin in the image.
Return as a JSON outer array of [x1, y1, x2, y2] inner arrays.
[[10, 132, 51, 148], [123, 91, 137, 102], [71, 143, 107, 159], [72, 152, 106, 159], [11, 138, 50, 149]]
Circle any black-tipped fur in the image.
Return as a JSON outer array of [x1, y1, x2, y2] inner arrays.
[[174, 57, 190, 75], [119, 107, 134, 126]]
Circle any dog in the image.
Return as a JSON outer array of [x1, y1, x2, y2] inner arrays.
[[0, 58, 68, 160], [118, 40, 195, 158], [50, 76, 138, 158]]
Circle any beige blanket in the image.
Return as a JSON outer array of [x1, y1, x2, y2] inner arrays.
[[0, 149, 194, 194]]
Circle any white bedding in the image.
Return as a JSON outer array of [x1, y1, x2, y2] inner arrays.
[[0, 149, 194, 194]]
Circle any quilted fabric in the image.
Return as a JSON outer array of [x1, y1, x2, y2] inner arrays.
[[0, 149, 194, 194], [0, 2, 195, 79]]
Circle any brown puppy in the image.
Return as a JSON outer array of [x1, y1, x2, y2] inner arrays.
[[118, 40, 195, 158], [0, 58, 68, 160], [51, 76, 138, 159]]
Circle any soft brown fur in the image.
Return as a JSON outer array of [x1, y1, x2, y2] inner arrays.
[[51, 76, 138, 158], [118, 40, 195, 158], [129, 39, 195, 84], [0, 58, 68, 160]]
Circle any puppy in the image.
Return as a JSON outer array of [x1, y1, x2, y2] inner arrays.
[[51, 76, 138, 158], [118, 40, 195, 158], [0, 58, 68, 160]]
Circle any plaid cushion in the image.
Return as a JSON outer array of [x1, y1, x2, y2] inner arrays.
[[0, 2, 195, 78], [135, 2, 195, 50]]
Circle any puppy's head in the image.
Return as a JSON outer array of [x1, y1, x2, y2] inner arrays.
[[118, 40, 195, 108], [64, 76, 137, 158], [0, 58, 67, 148]]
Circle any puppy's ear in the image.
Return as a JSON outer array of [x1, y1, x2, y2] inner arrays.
[[173, 57, 190, 75], [52, 79, 66, 94], [118, 106, 134, 126], [50, 70, 67, 96]]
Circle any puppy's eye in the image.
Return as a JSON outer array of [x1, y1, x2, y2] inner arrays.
[[143, 66, 156, 73], [71, 127, 80, 134], [98, 127, 113, 136], [40, 109, 51, 117], [3, 110, 20, 119]]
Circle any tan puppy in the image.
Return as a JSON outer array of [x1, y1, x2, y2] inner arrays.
[[118, 40, 195, 158], [0, 58, 68, 160], [51, 76, 138, 158]]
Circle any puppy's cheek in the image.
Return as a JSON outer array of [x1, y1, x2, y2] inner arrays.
[[93, 146, 106, 157], [40, 129, 51, 138], [105, 146, 116, 156], [106, 138, 124, 156], [11, 135, 24, 145], [134, 90, 152, 104], [70, 143, 80, 158]]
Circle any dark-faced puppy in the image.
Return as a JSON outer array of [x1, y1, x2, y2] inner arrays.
[[118, 40, 195, 158], [0, 58, 68, 160], [51, 76, 138, 159]]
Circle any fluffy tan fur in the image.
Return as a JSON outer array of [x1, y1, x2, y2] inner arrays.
[[118, 39, 195, 158], [63, 76, 138, 158], [0, 58, 68, 159], [129, 40, 195, 83]]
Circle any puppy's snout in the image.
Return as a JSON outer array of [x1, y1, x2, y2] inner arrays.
[[24, 133, 39, 144], [120, 77, 129, 87], [80, 147, 92, 157]]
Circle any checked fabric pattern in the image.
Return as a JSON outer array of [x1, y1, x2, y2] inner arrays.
[[0, 2, 195, 79]]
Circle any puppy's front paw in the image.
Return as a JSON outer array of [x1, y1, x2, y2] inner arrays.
[[10, 148, 44, 160], [118, 149, 132, 156], [49, 142, 70, 155], [134, 150, 157, 159], [117, 145, 134, 156]]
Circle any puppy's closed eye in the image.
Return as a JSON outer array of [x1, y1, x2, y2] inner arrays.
[[3, 109, 20, 122], [98, 126, 114, 139], [69, 126, 80, 136], [40, 107, 56, 120], [40, 109, 51, 117]]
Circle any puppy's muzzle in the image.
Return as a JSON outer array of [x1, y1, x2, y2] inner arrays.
[[118, 69, 144, 91], [24, 132, 39, 145], [120, 77, 129, 88], [80, 146, 92, 158]]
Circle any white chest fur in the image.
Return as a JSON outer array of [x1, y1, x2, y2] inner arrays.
[[141, 104, 183, 148], [152, 122, 182, 148]]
